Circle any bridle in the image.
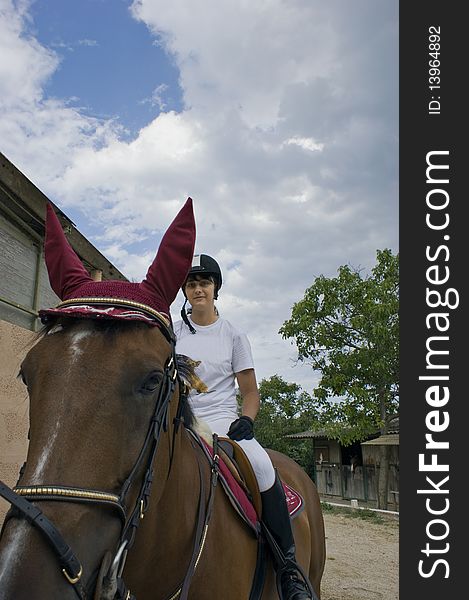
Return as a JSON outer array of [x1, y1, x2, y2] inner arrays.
[[0, 311, 194, 600]]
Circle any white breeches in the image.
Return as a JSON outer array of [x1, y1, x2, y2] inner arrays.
[[202, 416, 276, 492]]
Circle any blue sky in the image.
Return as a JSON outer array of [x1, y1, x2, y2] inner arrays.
[[0, 0, 398, 391], [28, 0, 183, 135]]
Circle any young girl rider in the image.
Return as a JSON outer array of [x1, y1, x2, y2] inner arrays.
[[174, 254, 313, 600]]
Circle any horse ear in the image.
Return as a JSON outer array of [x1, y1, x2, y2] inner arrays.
[[44, 203, 93, 300], [140, 198, 196, 309]]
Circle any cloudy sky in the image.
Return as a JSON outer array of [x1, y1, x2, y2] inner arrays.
[[0, 0, 398, 392]]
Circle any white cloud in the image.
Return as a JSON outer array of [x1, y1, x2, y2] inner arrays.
[[131, 0, 340, 130], [140, 83, 169, 110], [284, 137, 324, 153], [0, 0, 398, 392], [0, 0, 123, 192], [0, 0, 58, 107], [78, 38, 98, 47]]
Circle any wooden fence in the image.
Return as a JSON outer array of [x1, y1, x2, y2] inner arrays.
[[314, 464, 399, 509]]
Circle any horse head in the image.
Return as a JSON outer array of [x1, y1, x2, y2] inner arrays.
[[0, 199, 195, 600]]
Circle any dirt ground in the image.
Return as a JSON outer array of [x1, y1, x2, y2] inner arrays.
[[320, 509, 399, 600]]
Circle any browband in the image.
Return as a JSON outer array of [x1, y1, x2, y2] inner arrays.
[[56, 298, 171, 327]]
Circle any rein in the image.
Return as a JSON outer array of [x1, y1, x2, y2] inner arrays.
[[0, 313, 220, 600]]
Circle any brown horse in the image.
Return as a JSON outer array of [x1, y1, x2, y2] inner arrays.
[[0, 316, 325, 599], [0, 198, 325, 599]]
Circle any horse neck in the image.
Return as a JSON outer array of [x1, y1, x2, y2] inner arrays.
[[159, 426, 204, 515], [124, 426, 206, 590]]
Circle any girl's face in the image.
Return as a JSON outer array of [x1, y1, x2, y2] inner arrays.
[[184, 275, 216, 309]]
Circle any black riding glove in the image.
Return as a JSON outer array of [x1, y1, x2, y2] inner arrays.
[[227, 416, 254, 441]]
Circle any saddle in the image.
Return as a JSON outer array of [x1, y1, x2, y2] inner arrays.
[[217, 436, 263, 518], [190, 431, 304, 535]]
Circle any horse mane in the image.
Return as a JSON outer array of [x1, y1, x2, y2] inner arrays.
[[175, 353, 210, 432], [36, 317, 201, 430]]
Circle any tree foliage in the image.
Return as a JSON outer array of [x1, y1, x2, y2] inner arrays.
[[279, 249, 399, 444], [250, 375, 321, 476]]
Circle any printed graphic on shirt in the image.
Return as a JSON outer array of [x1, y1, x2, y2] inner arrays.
[[176, 354, 208, 393]]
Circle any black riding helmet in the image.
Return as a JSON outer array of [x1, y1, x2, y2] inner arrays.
[[181, 254, 222, 333]]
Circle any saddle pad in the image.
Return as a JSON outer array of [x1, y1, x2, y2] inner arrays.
[[200, 437, 305, 527], [283, 482, 304, 518], [201, 438, 259, 530]]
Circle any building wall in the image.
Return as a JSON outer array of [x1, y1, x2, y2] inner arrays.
[[362, 444, 399, 466], [0, 209, 59, 331], [312, 437, 399, 509], [0, 320, 34, 524], [0, 153, 128, 526], [313, 439, 341, 465]]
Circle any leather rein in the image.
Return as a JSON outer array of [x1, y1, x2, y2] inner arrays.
[[0, 314, 220, 600]]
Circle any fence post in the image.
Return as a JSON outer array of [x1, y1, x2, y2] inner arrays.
[[363, 463, 369, 501]]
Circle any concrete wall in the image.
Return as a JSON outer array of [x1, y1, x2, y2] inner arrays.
[[0, 320, 34, 524]]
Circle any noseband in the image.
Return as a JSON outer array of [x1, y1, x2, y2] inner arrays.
[[0, 313, 183, 600]]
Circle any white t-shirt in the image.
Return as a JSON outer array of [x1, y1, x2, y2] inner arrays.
[[174, 316, 254, 421]]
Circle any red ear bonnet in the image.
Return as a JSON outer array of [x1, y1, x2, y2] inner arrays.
[[140, 198, 196, 311], [39, 199, 196, 326], [44, 203, 94, 299]]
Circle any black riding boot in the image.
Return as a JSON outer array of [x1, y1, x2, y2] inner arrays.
[[261, 474, 314, 600]]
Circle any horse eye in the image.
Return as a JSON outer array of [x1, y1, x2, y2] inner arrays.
[[140, 372, 163, 394]]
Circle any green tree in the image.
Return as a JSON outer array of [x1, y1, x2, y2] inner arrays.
[[279, 249, 399, 508], [253, 375, 321, 478], [259, 375, 313, 419]]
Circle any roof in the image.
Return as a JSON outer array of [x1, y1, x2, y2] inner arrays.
[[0, 152, 127, 281], [361, 434, 399, 446], [285, 415, 400, 442], [284, 430, 330, 440]]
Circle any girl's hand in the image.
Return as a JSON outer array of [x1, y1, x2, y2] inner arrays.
[[227, 415, 254, 441]]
